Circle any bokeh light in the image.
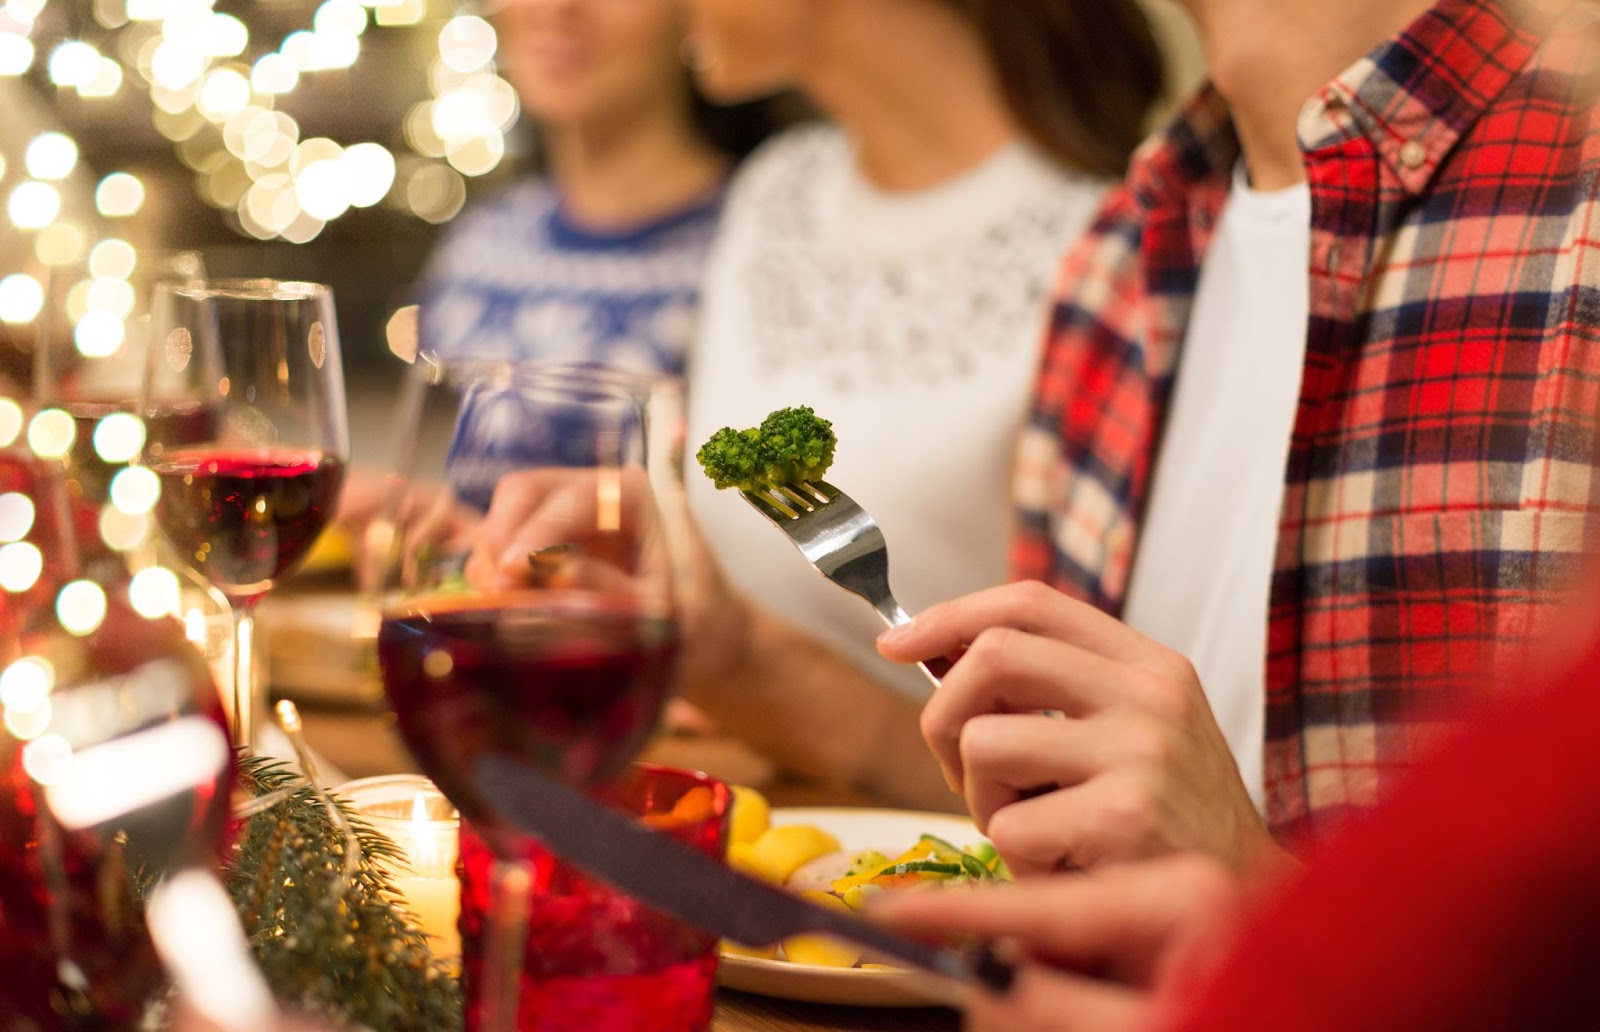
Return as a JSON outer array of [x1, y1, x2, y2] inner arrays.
[[93, 412, 146, 462], [57, 579, 109, 636], [438, 15, 494, 72], [251, 52, 297, 93], [0, 273, 44, 324], [197, 66, 250, 120], [25, 133, 78, 180], [98, 504, 150, 552], [128, 565, 180, 618], [4, 700, 50, 742], [89, 238, 138, 279], [75, 311, 126, 358], [35, 223, 87, 265], [0, 541, 43, 593], [79, 56, 123, 97], [96, 172, 146, 217], [9, 181, 62, 230], [340, 142, 395, 207], [26, 408, 75, 459], [110, 466, 160, 515], [0, 492, 35, 542], [48, 40, 100, 87], [0, 399, 22, 447], [21, 734, 71, 781], [0, 657, 54, 714], [86, 276, 137, 318], [0, 32, 34, 75]]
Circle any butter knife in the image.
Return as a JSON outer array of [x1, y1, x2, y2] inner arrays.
[[474, 754, 1014, 999]]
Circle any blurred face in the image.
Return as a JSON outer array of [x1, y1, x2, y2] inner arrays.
[[495, 0, 689, 129], [682, 0, 811, 102]]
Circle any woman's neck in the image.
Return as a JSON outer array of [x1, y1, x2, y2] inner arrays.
[[801, 0, 1018, 192], [544, 101, 727, 230]]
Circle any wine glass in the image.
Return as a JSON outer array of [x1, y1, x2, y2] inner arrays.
[[28, 250, 209, 515], [371, 356, 686, 1032], [142, 280, 349, 748], [0, 440, 271, 1031]]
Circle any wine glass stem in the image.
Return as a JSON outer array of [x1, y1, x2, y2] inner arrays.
[[228, 604, 258, 750], [480, 858, 533, 1032]]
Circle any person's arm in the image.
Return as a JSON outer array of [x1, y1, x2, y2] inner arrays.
[[678, 596, 959, 812]]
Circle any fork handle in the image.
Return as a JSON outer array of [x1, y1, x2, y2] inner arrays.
[[877, 603, 954, 687]]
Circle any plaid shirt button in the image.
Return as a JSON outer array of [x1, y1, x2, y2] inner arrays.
[[1399, 139, 1427, 169]]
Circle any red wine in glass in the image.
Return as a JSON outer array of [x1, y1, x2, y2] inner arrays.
[[150, 448, 345, 595], [0, 599, 232, 1030], [376, 592, 678, 837]]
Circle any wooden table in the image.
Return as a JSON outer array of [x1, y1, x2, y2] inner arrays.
[[288, 684, 962, 1032]]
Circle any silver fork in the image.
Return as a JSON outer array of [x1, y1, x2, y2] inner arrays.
[[740, 479, 950, 687]]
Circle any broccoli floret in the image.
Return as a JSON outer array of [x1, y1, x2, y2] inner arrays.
[[696, 406, 837, 492], [696, 426, 769, 491], [756, 406, 836, 486]]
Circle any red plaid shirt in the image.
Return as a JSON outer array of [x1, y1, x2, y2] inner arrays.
[[1012, 0, 1600, 839]]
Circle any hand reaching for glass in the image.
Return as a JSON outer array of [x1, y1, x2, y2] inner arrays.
[[461, 466, 660, 593]]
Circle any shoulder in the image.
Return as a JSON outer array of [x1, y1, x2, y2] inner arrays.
[[721, 122, 845, 213]]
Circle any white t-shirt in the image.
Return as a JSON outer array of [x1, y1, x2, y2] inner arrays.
[[688, 124, 1108, 698], [1120, 163, 1312, 807]]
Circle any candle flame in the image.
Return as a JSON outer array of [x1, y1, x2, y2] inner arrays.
[[184, 607, 205, 646], [410, 790, 438, 869]]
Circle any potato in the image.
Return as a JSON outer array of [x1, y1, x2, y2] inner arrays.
[[782, 891, 863, 968], [728, 785, 770, 846], [728, 842, 786, 884], [749, 824, 841, 884]]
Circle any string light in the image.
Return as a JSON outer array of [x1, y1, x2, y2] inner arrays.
[[25, 133, 78, 179], [56, 580, 109, 637], [0, 493, 35, 543], [0, 274, 44, 324], [8, 181, 62, 230], [6, 0, 520, 249]]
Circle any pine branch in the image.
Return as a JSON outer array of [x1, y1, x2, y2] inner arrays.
[[228, 755, 462, 1030]]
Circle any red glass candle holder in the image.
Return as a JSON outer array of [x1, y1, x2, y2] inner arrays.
[[459, 764, 730, 1031]]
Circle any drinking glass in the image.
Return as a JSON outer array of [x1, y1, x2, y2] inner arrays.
[[143, 280, 349, 747], [371, 356, 688, 1031], [0, 438, 260, 1030], [457, 764, 729, 1032], [29, 251, 210, 514]]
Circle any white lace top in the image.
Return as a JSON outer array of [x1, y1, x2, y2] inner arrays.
[[686, 124, 1108, 698]]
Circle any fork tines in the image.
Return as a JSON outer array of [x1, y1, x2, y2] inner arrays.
[[741, 480, 834, 521]]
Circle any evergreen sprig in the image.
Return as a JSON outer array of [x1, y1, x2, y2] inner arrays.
[[228, 755, 462, 1030]]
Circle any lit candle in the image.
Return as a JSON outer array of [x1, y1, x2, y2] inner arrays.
[[336, 775, 461, 960]]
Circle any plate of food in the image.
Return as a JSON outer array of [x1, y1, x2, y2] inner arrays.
[[716, 792, 1007, 1007]]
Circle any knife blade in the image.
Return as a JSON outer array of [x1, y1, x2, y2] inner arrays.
[[474, 754, 1014, 998]]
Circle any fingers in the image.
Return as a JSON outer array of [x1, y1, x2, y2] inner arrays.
[[963, 964, 1147, 1032], [878, 581, 1164, 672], [960, 713, 1093, 833], [872, 856, 1234, 984], [918, 629, 1144, 792], [981, 775, 1176, 877]]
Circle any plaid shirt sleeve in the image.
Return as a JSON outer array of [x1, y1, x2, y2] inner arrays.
[[1013, 0, 1600, 839]]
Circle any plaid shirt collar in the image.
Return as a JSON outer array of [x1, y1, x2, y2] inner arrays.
[[1127, 0, 1558, 224]]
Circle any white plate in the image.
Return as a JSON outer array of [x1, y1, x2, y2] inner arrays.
[[716, 806, 983, 1008]]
